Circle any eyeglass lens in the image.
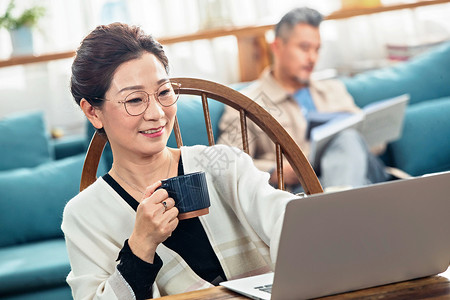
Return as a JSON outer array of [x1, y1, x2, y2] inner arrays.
[[123, 82, 180, 116]]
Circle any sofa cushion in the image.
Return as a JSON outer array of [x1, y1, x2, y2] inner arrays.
[[388, 97, 450, 176], [0, 110, 52, 171], [0, 153, 108, 247], [168, 95, 225, 147], [0, 239, 70, 295], [343, 42, 450, 108]]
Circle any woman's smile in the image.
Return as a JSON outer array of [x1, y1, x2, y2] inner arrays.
[[140, 126, 165, 137]]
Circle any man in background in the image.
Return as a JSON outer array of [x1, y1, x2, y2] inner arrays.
[[217, 7, 388, 191]]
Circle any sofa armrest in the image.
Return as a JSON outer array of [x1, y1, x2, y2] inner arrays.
[[51, 135, 87, 160]]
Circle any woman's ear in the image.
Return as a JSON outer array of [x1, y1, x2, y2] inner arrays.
[[80, 99, 103, 129]]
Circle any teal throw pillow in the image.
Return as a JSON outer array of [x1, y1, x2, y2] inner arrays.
[[0, 110, 52, 171]]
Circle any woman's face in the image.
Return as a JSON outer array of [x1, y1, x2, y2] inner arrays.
[[97, 52, 177, 160]]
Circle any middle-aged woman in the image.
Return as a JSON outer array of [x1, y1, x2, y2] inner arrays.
[[61, 22, 298, 299]]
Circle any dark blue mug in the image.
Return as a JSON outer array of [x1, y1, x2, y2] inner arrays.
[[160, 171, 211, 220]]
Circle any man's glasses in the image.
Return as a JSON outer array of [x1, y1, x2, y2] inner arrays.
[[93, 81, 181, 116]]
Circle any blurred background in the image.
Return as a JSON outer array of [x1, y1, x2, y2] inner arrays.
[[1, 0, 450, 136]]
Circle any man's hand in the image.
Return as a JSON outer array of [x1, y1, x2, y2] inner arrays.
[[370, 143, 386, 156]]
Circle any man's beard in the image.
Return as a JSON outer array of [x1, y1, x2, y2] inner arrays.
[[293, 76, 310, 86]]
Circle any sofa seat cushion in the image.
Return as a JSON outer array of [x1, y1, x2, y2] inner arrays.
[[0, 110, 52, 171], [0, 239, 70, 295], [388, 97, 450, 176]]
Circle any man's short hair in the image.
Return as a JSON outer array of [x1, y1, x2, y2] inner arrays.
[[275, 7, 323, 40]]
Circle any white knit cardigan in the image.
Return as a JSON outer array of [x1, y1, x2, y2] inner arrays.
[[62, 145, 297, 299]]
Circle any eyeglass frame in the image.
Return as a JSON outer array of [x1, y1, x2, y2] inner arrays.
[[90, 80, 181, 116]]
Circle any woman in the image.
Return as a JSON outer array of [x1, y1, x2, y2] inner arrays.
[[62, 23, 297, 299]]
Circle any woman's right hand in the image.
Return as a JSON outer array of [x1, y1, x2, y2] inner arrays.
[[128, 181, 179, 263]]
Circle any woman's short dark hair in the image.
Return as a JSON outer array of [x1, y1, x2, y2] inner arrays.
[[275, 7, 323, 41], [70, 22, 169, 108]]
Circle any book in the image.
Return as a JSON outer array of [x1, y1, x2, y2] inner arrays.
[[308, 94, 410, 168], [386, 39, 446, 61]]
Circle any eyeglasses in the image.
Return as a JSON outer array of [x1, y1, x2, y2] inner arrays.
[[93, 81, 181, 116]]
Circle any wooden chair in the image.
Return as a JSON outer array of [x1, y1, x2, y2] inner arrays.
[[80, 77, 323, 195]]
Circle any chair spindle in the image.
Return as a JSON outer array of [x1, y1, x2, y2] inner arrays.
[[173, 116, 183, 148], [201, 92, 215, 146], [239, 109, 249, 154], [276, 143, 284, 190]]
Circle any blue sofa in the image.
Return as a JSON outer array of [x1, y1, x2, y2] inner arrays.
[[0, 111, 108, 300], [1, 41, 449, 299]]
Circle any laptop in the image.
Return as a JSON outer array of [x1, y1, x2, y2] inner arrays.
[[220, 171, 450, 299]]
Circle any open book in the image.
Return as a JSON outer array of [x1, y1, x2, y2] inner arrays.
[[308, 94, 410, 168]]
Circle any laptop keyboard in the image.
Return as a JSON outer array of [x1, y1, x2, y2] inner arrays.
[[254, 284, 273, 294]]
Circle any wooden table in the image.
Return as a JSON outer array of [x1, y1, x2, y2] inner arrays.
[[158, 268, 450, 299]]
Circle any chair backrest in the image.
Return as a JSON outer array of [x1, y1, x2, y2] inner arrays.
[[80, 77, 323, 194]]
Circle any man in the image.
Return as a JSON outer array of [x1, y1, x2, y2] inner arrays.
[[217, 7, 388, 190]]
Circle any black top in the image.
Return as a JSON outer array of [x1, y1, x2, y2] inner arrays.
[[103, 157, 226, 299]]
